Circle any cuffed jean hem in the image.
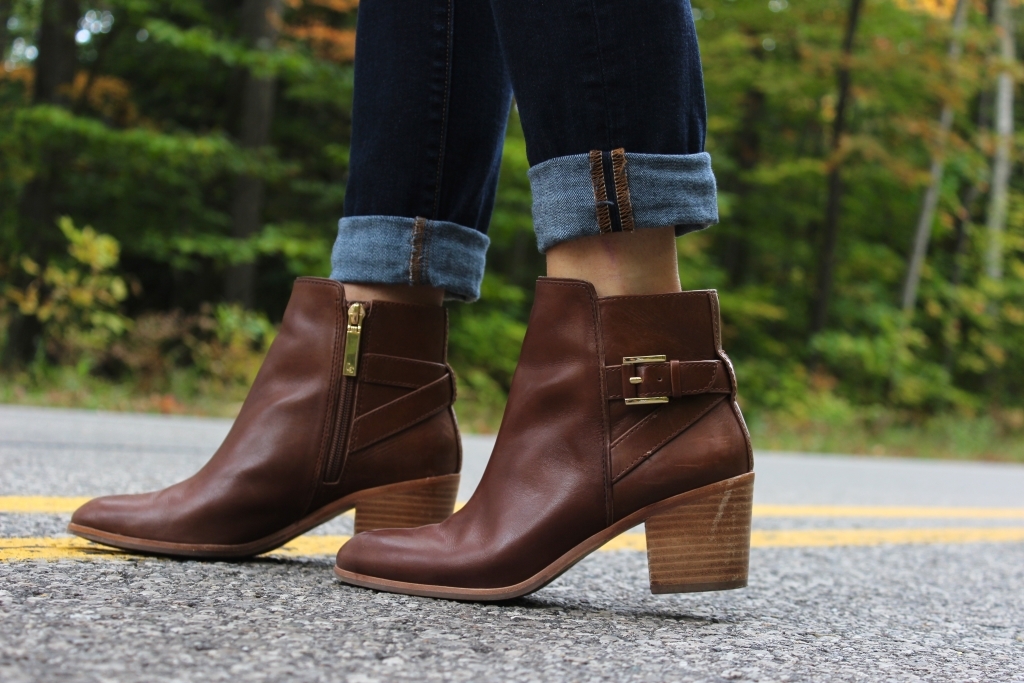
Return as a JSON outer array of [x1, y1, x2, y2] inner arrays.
[[330, 216, 490, 302], [528, 150, 719, 253]]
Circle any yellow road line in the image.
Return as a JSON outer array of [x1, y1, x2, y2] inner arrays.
[[601, 527, 1024, 551], [0, 537, 136, 562], [0, 536, 353, 562], [5, 496, 1024, 519], [751, 527, 1024, 547], [751, 505, 1024, 519], [3, 527, 1023, 562], [0, 497, 92, 513]]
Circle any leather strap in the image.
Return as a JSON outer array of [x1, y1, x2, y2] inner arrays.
[[348, 373, 454, 453], [360, 353, 449, 389], [610, 394, 726, 481], [606, 359, 731, 401]]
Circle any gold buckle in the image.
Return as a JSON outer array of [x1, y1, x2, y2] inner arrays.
[[622, 355, 668, 405]]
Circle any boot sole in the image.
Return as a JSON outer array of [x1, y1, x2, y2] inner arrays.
[[333, 471, 754, 601], [67, 473, 460, 560]]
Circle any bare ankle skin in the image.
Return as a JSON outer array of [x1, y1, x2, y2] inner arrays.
[[343, 283, 445, 306], [545, 226, 682, 297]]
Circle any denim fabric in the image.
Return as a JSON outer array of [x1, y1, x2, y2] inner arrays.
[[331, 0, 715, 296], [331, 216, 490, 302], [529, 152, 718, 253], [340, 0, 512, 234], [489, 0, 708, 166]]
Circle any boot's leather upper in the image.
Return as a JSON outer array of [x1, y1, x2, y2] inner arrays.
[[336, 277, 752, 588], [71, 277, 460, 547]]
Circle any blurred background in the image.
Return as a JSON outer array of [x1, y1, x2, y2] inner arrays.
[[0, 0, 1022, 460]]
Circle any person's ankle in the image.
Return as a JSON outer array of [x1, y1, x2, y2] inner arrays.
[[545, 226, 682, 297], [343, 283, 445, 306]]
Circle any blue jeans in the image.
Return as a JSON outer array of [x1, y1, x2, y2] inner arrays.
[[331, 0, 718, 301]]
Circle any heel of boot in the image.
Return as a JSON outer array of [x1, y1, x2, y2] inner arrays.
[[644, 472, 753, 594], [354, 474, 460, 534]]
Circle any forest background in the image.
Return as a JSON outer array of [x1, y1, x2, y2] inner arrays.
[[1, 0, 1023, 461]]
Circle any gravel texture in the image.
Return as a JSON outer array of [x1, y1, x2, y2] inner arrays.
[[1, 546, 1022, 682], [2, 405, 1023, 682]]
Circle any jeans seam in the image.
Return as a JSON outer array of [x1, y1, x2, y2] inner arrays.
[[409, 216, 427, 285], [587, 0, 614, 150], [588, 151, 613, 233], [431, 0, 455, 219], [528, 151, 718, 252], [610, 148, 635, 232]]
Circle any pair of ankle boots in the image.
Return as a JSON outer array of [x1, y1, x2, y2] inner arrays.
[[70, 276, 755, 601]]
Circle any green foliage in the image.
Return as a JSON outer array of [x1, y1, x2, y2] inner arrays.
[[1, 218, 273, 403], [2, 217, 131, 368], [103, 302, 275, 392], [448, 272, 530, 432], [2, 0, 1024, 453], [688, 0, 1024, 422], [0, 0, 355, 316]]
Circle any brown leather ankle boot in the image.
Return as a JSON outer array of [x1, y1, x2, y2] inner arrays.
[[69, 277, 462, 558], [334, 277, 754, 600]]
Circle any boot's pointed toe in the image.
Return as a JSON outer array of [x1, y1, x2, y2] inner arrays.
[[336, 524, 457, 588], [334, 277, 755, 601], [335, 529, 404, 579], [68, 277, 463, 559], [69, 490, 198, 552], [70, 494, 141, 535]]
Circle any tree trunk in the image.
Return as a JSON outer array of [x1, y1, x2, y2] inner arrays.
[[944, 183, 979, 372], [4, 0, 80, 368], [901, 0, 971, 314], [724, 87, 764, 287], [33, 0, 79, 105], [811, 0, 864, 335], [224, 0, 282, 308], [21, 0, 79, 257], [951, 185, 979, 289], [985, 0, 1015, 281], [0, 0, 14, 59]]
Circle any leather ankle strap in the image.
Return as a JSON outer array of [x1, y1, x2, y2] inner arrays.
[[361, 354, 450, 389], [606, 359, 731, 402], [348, 355, 455, 453]]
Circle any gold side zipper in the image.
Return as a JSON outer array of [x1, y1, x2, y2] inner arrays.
[[324, 301, 366, 483], [343, 302, 366, 377]]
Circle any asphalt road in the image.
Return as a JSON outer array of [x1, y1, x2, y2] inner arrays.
[[1, 404, 1023, 682]]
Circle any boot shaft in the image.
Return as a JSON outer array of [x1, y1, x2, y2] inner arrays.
[[595, 288, 752, 522], [510, 278, 752, 523], [298, 278, 461, 501], [597, 290, 737, 445], [333, 277, 754, 595], [68, 277, 462, 553]]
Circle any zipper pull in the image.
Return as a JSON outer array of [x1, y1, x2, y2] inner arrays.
[[343, 302, 366, 377]]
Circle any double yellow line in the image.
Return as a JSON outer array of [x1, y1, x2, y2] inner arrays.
[[2, 497, 1023, 562], [4, 528, 1024, 562], [5, 497, 1024, 519]]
